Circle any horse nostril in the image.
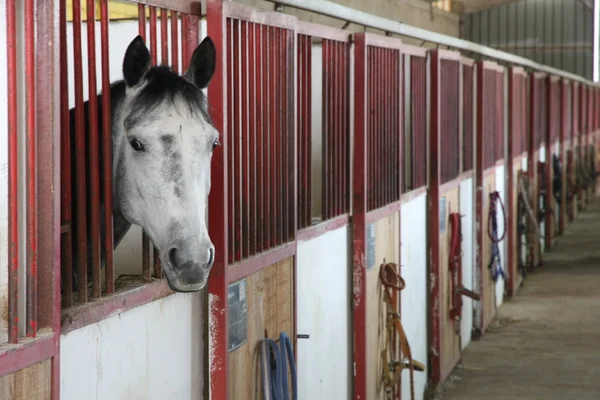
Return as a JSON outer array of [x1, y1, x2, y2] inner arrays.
[[207, 247, 214, 267], [168, 248, 178, 267]]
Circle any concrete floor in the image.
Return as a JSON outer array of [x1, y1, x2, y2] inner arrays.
[[439, 199, 600, 400]]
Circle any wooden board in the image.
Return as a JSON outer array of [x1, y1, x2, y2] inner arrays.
[[366, 213, 400, 400], [481, 173, 497, 331], [509, 159, 524, 296], [438, 187, 461, 381], [0, 359, 51, 400], [227, 257, 294, 399]]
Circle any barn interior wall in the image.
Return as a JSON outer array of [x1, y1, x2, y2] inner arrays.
[[234, 0, 460, 44], [60, 293, 205, 400], [461, 0, 595, 80]]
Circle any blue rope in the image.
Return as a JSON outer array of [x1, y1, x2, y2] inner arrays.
[[260, 332, 297, 400], [488, 192, 506, 283]]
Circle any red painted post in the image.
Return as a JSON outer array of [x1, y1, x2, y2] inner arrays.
[[206, 2, 229, 399], [352, 32, 368, 400]]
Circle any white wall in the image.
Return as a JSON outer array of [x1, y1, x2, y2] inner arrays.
[[459, 178, 474, 349], [538, 145, 546, 254], [296, 227, 351, 400], [60, 292, 205, 399], [400, 194, 428, 400]]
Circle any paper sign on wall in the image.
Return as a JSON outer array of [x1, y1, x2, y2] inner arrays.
[[440, 197, 446, 233], [228, 278, 248, 352], [366, 224, 376, 270]]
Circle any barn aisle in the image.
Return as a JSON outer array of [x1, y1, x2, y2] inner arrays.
[[438, 199, 600, 400]]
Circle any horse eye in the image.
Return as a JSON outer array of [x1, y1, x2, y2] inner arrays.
[[129, 139, 145, 152], [212, 139, 220, 151]]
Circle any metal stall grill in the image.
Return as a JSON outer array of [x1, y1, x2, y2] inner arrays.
[[365, 40, 402, 212], [462, 57, 475, 173], [1, 0, 61, 396], [206, 2, 298, 398], [403, 45, 428, 192], [439, 59, 461, 184], [479, 62, 499, 170], [296, 23, 351, 232], [353, 32, 403, 400], [60, 0, 201, 331], [509, 68, 528, 159], [545, 76, 561, 248], [559, 79, 572, 233]]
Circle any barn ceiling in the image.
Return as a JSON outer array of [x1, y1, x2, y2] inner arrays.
[[453, 0, 522, 14]]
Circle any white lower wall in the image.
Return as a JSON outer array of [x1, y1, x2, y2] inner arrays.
[[400, 194, 428, 400], [459, 178, 474, 349], [296, 226, 351, 400], [494, 165, 506, 307], [60, 293, 204, 400]]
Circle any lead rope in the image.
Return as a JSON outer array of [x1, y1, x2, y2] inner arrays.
[[487, 191, 507, 282], [379, 262, 425, 400], [259, 332, 297, 400]]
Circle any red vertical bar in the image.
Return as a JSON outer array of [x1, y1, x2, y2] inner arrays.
[[377, 47, 383, 208], [297, 36, 305, 228], [287, 29, 295, 241], [430, 51, 442, 383], [226, 19, 234, 262], [322, 40, 330, 220], [100, 0, 114, 294], [249, 23, 257, 255], [60, 0, 73, 307], [25, 0, 37, 337], [367, 46, 373, 211], [7, 0, 19, 343], [233, 20, 241, 260], [86, 0, 101, 299], [206, 1, 229, 398], [334, 41, 341, 216], [262, 25, 270, 251], [138, 4, 146, 39], [181, 15, 189, 69], [241, 21, 250, 259], [281, 29, 290, 240], [142, 231, 151, 282], [161, 9, 168, 65], [342, 42, 349, 211], [269, 26, 278, 247], [256, 24, 264, 252], [171, 11, 179, 74], [73, 0, 88, 304], [304, 36, 312, 227], [352, 32, 368, 400], [149, 7, 157, 65]]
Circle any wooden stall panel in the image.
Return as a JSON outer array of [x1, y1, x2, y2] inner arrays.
[[438, 188, 461, 382], [365, 214, 400, 400], [227, 258, 294, 398], [481, 173, 497, 331], [0, 359, 51, 400]]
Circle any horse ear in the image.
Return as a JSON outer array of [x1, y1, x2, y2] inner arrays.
[[123, 35, 151, 87], [184, 37, 216, 89]]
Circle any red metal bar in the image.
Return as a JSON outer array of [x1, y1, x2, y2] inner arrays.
[[227, 243, 296, 283], [7, 0, 19, 343], [257, 24, 265, 252], [285, 28, 294, 242], [142, 231, 151, 282], [86, 0, 102, 300], [233, 19, 241, 261], [0, 334, 55, 376], [150, 6, 158, 65], [322, 39, 331, 219], [429, 50, 442, 383], [171, 11, 179, 74], [100, 0, 115, 295], [153, 247, 161, 279], [241, 21, 250, 259], [227, 18, 234, 262], [138, 4, 146, 39], [269, 26, 278, 247], [277, 28, 285, 243], [181, 14, 189, 68], [343, 42, 350, 212], [206, 2, 229, 398], [161, 9, 168, 65], [352, 32, 368, 400], [60, 0, 73, 307], [261, 24, 269, 252], [249, 23, 257, 255], [335, 41, 342, 216], [73, 0, 88, 304], [25, 0, 38, 336]]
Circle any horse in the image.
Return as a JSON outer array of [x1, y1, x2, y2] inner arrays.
[[65, 35, 218, 295]]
